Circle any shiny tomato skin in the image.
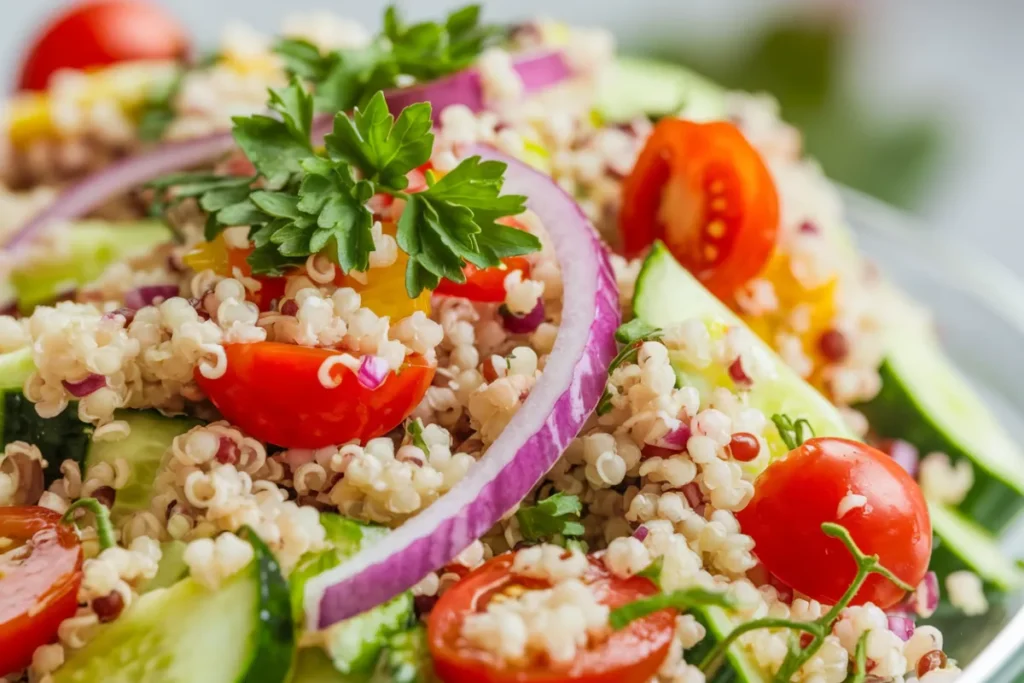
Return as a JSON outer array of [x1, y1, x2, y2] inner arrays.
[[19, 0, 189, 91], [619, 119, 779, 300], [434, 257, 532, 303], [0, 507, 83, 676], [736, 438, 931, 608], [195, 343, 435, 449], [428, 554, 675, 683]]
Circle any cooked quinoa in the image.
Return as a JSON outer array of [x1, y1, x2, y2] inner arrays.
[[0, 7, 1014, 683]]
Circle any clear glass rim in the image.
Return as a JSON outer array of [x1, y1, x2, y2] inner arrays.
[[840, 186, 1024, 683]]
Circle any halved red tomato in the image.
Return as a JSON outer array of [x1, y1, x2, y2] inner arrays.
[[434, 257, 532, 303], [0, 506, 83, 676], [619, 119, 779, 300], [195, 343, 435, 448], [428, 553, 674, 683]]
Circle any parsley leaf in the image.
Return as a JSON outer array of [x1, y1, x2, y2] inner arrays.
[[406, 418, 429, 454], [137, 69, 183, 142], [516, 493, 586, 543], [325, 91, 433, 191], [231, 78, 314, 187], [384, 4, 501, 82]]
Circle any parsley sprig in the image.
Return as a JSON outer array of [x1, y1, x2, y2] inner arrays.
[[516, 493, 586, 544], [275, 4, 503, 114], [151, 79, 538, 294]]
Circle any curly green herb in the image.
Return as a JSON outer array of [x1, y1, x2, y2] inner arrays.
[[62, 497, 117, 551]]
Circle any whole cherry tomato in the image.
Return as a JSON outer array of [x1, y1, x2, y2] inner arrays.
[[736, 437, 931, 608], [619, 119, 779, 301], [19, 0, 189, 91]]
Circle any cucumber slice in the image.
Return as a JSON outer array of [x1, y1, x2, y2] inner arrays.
[[2, 391, 92, 484], [12, 219, 172, 314], [635, 241, 848, 460], [323, 593, 414, 675], [142, 540, 189, 593], [54, 530, 294, 683], [859, 328, 1024, 531], [597, 56, 726, 124], [633, 242, 1019, 593], [0, 347, 35, 390], [84, 410, 200, 520], [685, 607, 769, 683], [372, 626, 431, 683], [927, 503, 1023, 591], [292, 648, 365, 682]]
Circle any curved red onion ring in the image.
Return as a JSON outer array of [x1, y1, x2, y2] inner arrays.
[[304, 144, 619, 629], [7, 50, 572, 251]]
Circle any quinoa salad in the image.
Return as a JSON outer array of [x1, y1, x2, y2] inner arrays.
[[0, 4, 1022, 683]]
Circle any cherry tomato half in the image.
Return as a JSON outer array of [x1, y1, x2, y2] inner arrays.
[[619, 119, 779, 300], [428, 553, 674, 683], [434, 257, 532, 303], [226, 247, 287, 312], [736, 438, 931, 608], [0, 507, 83, 676], [18, 0, 190, 91], [195, 343, 435, 449]]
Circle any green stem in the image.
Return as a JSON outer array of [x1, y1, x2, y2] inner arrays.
[[845, 631, 871, 683], [771, 413, 816, 451], [697, 618, 823, 671], [61, 498, 117, 551], [609, 588, 734, 631]]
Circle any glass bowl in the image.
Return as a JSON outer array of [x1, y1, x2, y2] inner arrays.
[[841, 188, 1024, 683]]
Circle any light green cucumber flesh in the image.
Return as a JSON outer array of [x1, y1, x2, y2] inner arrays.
[[84, 410, 199, 520], [598, 56, 726, 124], [55, 532, 294, 683], [12, 219, 172, 313], [685, 607, 769, 683]]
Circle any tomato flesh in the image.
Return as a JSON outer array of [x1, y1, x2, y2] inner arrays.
[[736, 438, 931, 608], [434, 257, 532, 303], [428, 554, 674, 683], [619, 119, 779, 300], [19, 0, 189, 91], [195, 342, 435, 449], [0, 507, 83, 676]]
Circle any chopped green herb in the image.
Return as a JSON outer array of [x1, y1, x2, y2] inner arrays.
[[637, 556, 664, 585], [137, 69, 184, 142], [516, 493, 586, 543], [406, 418, 429, 455], [596, 324, 665, 415], [152, 80, 538, 294], [614, 318, 661, 345]]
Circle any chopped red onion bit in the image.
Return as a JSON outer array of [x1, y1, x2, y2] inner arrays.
[[123, 284, 181, 310], [887, 614, 916, 641], [913, 571, 940, 618], [500, 300, 545, 334], [632, 525, 649, 542], [63, 374, 107, 398], [728, 357, 752, 387], [356, 355, 391, 391], [883, 439, 920, 479], [652, 421, 692, 451]]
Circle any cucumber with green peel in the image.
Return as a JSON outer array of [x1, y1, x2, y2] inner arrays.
[[926, 502, 1023, 591], [11, 219, 172, 314], [597, 56, 726, 124], [858, 330, 1024, 531], [684, 607, 770, 683], [633, 242, 1020, 593], [54, 530, 295, 683], [322, 593, 415, 676]]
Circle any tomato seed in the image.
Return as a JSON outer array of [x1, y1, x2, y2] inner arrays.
[[729, 433, 761, 462], [917, 650, 948, 678]]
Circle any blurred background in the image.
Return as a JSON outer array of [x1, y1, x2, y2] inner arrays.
[[3, 0, 1023, 274]]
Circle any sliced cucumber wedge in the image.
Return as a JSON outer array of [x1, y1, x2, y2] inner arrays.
[[84, 410, 200, 520], [54, 530, 294, 683], [927, 503, 1023, 591], [597, 56, 726, 124], [633, 242, 1019, 592], [685, 607, 769, 683], [12, 219, 172, 314], [859, 325, 1024, 531], [141, 540, 189, 593]]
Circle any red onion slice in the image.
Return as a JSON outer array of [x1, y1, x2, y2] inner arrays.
[[883, 438, 920, 478], [123, 284, 181, 310], [913, 571, 940, 618], [356, 355, 390, 390], [384, 51, 572, 123], [304, 144, 619, 629], [63, 374, 107, 397], [500, 300, 545, 334]]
